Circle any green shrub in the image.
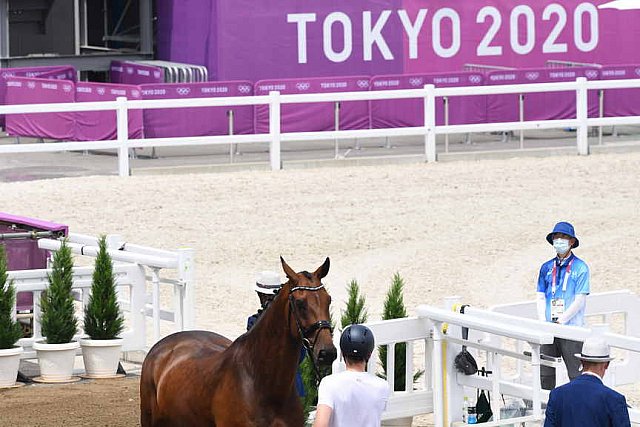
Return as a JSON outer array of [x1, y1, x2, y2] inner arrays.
[[83, 236, 124, 340], [379, 273, 423, 391], [0, 245, 23, 349], [340, 279, 368, 328], [40, 240, 78, 344]]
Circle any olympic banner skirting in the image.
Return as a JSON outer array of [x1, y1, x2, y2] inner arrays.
[[140, 81, 254, 138]]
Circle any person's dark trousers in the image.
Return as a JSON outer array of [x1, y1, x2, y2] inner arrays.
[[540, 337, 583, 390]]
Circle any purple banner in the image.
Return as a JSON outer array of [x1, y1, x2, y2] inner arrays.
[[0, 212, 68, 312], [157, 0, 640, 82], [486, 67, 600, 123], [6, 77, 76, 140], [110, 61, 164, 85], [254, 76, 371, 133], [141, 81, 254, 138], [75, 82, 144, 141], [370, 72, 486, 128], [600, 65, 640, 117], [0, 66, 75, 128]]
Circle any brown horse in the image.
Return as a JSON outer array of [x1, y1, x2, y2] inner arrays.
[[140, 257, 337, 426]]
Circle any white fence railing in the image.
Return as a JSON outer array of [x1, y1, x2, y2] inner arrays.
[[352, 291, 640, 426], [2, 78, 640, 176], [8, 232, 195, 359]]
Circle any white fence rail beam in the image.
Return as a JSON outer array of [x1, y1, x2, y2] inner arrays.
[[5, 78, 640, 176]]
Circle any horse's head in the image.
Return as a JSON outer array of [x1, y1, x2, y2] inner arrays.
[[281, 256, 337, 367]]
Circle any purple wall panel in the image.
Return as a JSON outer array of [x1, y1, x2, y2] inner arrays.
[[6, 77, 76, 140], [157, 0, 640, 82], [486, 68, 600, 123], [370, 72, 486, 129], [254, 76, 371, 133], [141, 81, 254, 138], [75, 83, 144, 141], [600, 65, 640, 117], [0, 66, 75, 128]]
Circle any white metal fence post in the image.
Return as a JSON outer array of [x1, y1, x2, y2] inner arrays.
[[423, 84, 437, 162], [576, 77, 589, 156], [269, 91, 282, 170], [177, 248, 196, 330], [432, 320, 445, 427], [116, 96, 130, 176]]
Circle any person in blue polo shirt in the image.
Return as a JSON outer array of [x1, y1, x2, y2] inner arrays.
[[536, 221, 590, 390]]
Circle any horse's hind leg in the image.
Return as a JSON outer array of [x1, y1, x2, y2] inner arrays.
[[140, 378, 158, 427]]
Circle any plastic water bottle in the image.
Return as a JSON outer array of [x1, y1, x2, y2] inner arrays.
[[462, 396, 469, 423], [467, 406, 478, 424]]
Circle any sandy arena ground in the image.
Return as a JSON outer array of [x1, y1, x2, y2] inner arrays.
[[1, 152, 639, 425]]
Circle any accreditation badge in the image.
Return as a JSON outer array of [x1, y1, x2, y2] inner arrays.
[[551, 298, 565, 322]]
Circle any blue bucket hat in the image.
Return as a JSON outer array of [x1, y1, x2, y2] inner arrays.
[[546, 221, 579, 248]]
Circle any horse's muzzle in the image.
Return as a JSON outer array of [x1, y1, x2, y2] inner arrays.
[[317, 347, 337, 366]]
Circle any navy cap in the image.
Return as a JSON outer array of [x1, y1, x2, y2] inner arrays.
[[546, 221, 579, 248]]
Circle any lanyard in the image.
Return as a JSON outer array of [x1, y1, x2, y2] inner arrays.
[[552, 258, 574, 297]]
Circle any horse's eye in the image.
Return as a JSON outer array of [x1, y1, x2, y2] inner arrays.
[[295, 299, 307, 311]]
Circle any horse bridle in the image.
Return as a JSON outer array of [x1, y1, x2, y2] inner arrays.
[[288, 283, 333, 384]]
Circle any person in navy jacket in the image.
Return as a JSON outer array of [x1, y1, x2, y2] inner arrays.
[[544, 337, 631, 427]]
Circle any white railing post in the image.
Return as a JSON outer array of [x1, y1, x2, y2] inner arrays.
[[269, 91, 282, 170], [116, 96, 131, 176], [177, 248, 196, 330], [423, 84, 437, 162], [576, 77, 589, 156], [432, 321, 445, 427]]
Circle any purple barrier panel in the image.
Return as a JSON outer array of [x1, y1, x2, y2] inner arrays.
[[111, 61, 164, 85], [370, 72, 486, 129], [141, 81, 254, 138], [0, 66, 75, 128], [487, 68, 600, 123], [6, 77, 75, 140], [254, 76, 370, 134], [601, 65, 640, 117], [75, 82, 144, 141], [0, 212, 68, 312]]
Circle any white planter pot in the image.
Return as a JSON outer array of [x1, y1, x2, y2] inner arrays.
[[80, 338, 123, 378], [33, 340, 79, 382], [382, 416, 414, 427], [0, 346, 23, 388]]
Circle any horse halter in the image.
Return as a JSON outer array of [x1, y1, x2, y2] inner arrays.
[[288, 283, 333, 384]]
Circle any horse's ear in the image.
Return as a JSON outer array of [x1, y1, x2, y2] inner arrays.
[[314, 257, 330, 279], [280, 256, 298, 283]]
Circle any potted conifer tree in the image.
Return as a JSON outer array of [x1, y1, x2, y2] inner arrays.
[[379, 273, 423, 427], [80, 236, 125, 378], [0, 245, 24, 388], [33, 240, 80, 382]]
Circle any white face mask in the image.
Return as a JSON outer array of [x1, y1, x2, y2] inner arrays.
[[553, 238, 571, 255]]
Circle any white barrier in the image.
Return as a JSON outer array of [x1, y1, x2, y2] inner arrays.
[[356, 291, 640, 426], [8, 232, 195, 359], [2, 78, 640, 176]]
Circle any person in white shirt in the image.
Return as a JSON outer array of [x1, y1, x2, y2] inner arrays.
[[313, 324, 390, 427]]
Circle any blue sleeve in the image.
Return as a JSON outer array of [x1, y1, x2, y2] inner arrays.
[[537, 263, 548, 294], [610, 394, 631, 427], [544, 390, 557, 427], [246, 314, 257, 331], [574, 262, 590, 295]]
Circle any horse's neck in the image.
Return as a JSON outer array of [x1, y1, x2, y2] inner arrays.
[[240, 286, 302, 393]]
